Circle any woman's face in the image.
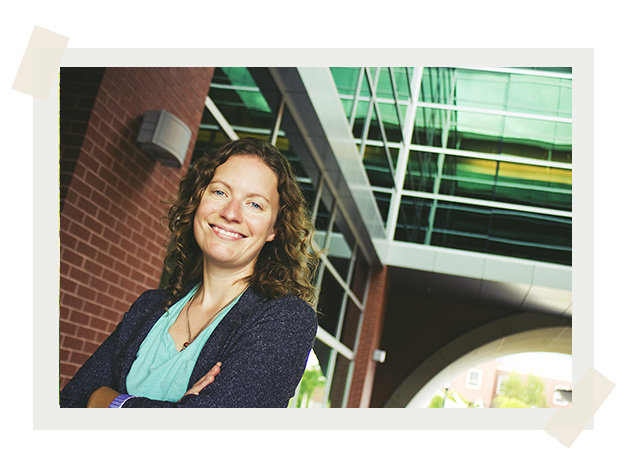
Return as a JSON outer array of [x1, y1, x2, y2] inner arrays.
[[193, 155, 280, 275]]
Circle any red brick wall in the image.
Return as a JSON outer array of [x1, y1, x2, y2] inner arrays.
[[59, 67, 215, 389], [347, 265, 389, 407], [60, 67, 105, 211]]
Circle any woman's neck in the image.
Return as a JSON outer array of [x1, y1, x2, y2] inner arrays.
[[196, 264, 252, 311]]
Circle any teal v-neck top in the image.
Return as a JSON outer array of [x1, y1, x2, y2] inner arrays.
[[125, 284, 242, 402]]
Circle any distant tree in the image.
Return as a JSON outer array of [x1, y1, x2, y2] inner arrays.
[[429, 393, 445, 408], [493, 372, 548, 408], [493, 395, 530, 408], [428, 390, 478, 408], [292, 365, 326, 407]]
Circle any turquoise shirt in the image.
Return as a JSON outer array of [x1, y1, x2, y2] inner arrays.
[[126, 284, 242, 402]]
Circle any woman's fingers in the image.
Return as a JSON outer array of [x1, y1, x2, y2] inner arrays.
[[197, 362, 221, 384], [204, 362, 221, 379], [180, 362, 222, 399]]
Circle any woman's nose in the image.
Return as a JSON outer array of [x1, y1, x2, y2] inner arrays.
[[221, 199, 243, 222]]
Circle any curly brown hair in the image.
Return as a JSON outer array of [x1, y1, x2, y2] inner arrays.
[[163, 138, 319, 308]]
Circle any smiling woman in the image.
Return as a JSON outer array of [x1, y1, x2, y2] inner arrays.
[[60, 138, 320, 408], [193, 156, 279, 276]]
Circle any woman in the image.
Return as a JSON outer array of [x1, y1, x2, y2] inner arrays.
[[60, 138, 319, 408]]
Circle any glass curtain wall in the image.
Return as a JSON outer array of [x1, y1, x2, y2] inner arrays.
[[330, 67, 572, 265], [193, 67, 371, 408]]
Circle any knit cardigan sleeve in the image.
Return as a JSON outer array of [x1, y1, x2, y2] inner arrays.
[[59, 290, 163, 408]]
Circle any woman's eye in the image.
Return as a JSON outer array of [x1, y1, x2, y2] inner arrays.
[[249, 202, 262, 210], [213, 190, 226, 196]]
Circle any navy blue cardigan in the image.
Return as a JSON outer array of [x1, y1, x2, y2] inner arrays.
[[60, 286, 318, 408]]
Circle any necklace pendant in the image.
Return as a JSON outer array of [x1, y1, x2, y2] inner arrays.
[[182, 342, 190, 350]]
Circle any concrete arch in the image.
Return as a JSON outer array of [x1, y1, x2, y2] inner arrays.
[[383, 312, 571, 408]]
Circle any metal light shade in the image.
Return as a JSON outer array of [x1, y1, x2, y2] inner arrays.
[[137, 110, 192, 168]]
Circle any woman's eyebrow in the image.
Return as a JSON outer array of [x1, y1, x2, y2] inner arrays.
[[210, 179, 271, 204]]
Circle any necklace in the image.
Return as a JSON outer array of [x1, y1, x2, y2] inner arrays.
[[180, 286, 245, 351]]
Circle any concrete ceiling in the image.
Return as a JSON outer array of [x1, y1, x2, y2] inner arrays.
[[384, 238, 572, 319]]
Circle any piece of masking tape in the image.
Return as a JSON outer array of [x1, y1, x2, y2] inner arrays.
[[544, 366, 615, 448], [12, 25, 69, 100]]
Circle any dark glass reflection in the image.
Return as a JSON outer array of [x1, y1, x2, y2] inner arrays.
[[329, 209, 356, 283], [428, 202, 572, 265], [363, 144, 394, 189], [317, 268, 345, 336], [373, 190, 391, 227], [394, 197, 433, 244]]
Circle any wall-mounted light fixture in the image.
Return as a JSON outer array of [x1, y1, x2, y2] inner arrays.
[[137, 110, 192, 168], [373, 349, 387, 363]]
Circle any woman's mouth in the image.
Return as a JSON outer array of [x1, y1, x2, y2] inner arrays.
[[211, 224, 246, 240]]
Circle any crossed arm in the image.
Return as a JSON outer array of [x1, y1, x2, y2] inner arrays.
[[86, 363, 223, 408]]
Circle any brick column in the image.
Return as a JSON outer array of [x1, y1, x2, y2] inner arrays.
[[59, 67, 215, 388], [347, 265, 390, 408]]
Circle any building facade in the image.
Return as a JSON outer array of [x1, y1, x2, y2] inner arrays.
[[441, 358, 572, 408]]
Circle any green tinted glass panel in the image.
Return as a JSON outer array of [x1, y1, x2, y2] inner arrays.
[[488, 209, 571, 247], [455, 109, 504, 139], [329, 209, 356, 283], [194, 106, 231, 154], [494, 162, 571, 210], [378, 102, 402, 142], [363, 144, 394, 188], [413, 105, 444, 146], [373, 190, 391, 227], [218, 67, 258, 87], [275, 134, 308, 179], [352, 100, 371, 140], [209, 87, 273, 131], [392, 67, 411, 101], [339, 98, 353, 119], [420, 67, 455, 104], [367, 110, 382, 141], [376, 68, 394, 99], [438, 156, 572, 210], [429, 202, 571, 265], [404, 150, 438, 192], [439, 156, 497, 201], [313, 183, 334, 252], [360, 72, 372, 98], [450, 109, 572, 150], [330, 67, 360, 96], [317, 267, 345, 336], [449, 132, 572, 163], [454, 69, 508, 110], [393, 196, 433, 243], [415, 106, 446, 131], [506, 74, 572, 118]]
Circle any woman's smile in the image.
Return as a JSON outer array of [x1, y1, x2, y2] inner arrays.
[[210, 224, 246, 240]]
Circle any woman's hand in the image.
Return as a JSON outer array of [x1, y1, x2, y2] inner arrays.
[[179, 362, 222, 400], [87, 386, 120, 408]]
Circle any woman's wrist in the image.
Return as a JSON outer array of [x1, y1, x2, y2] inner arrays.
[[108, 393, 136, 408], [86, 386, 123, 408]]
